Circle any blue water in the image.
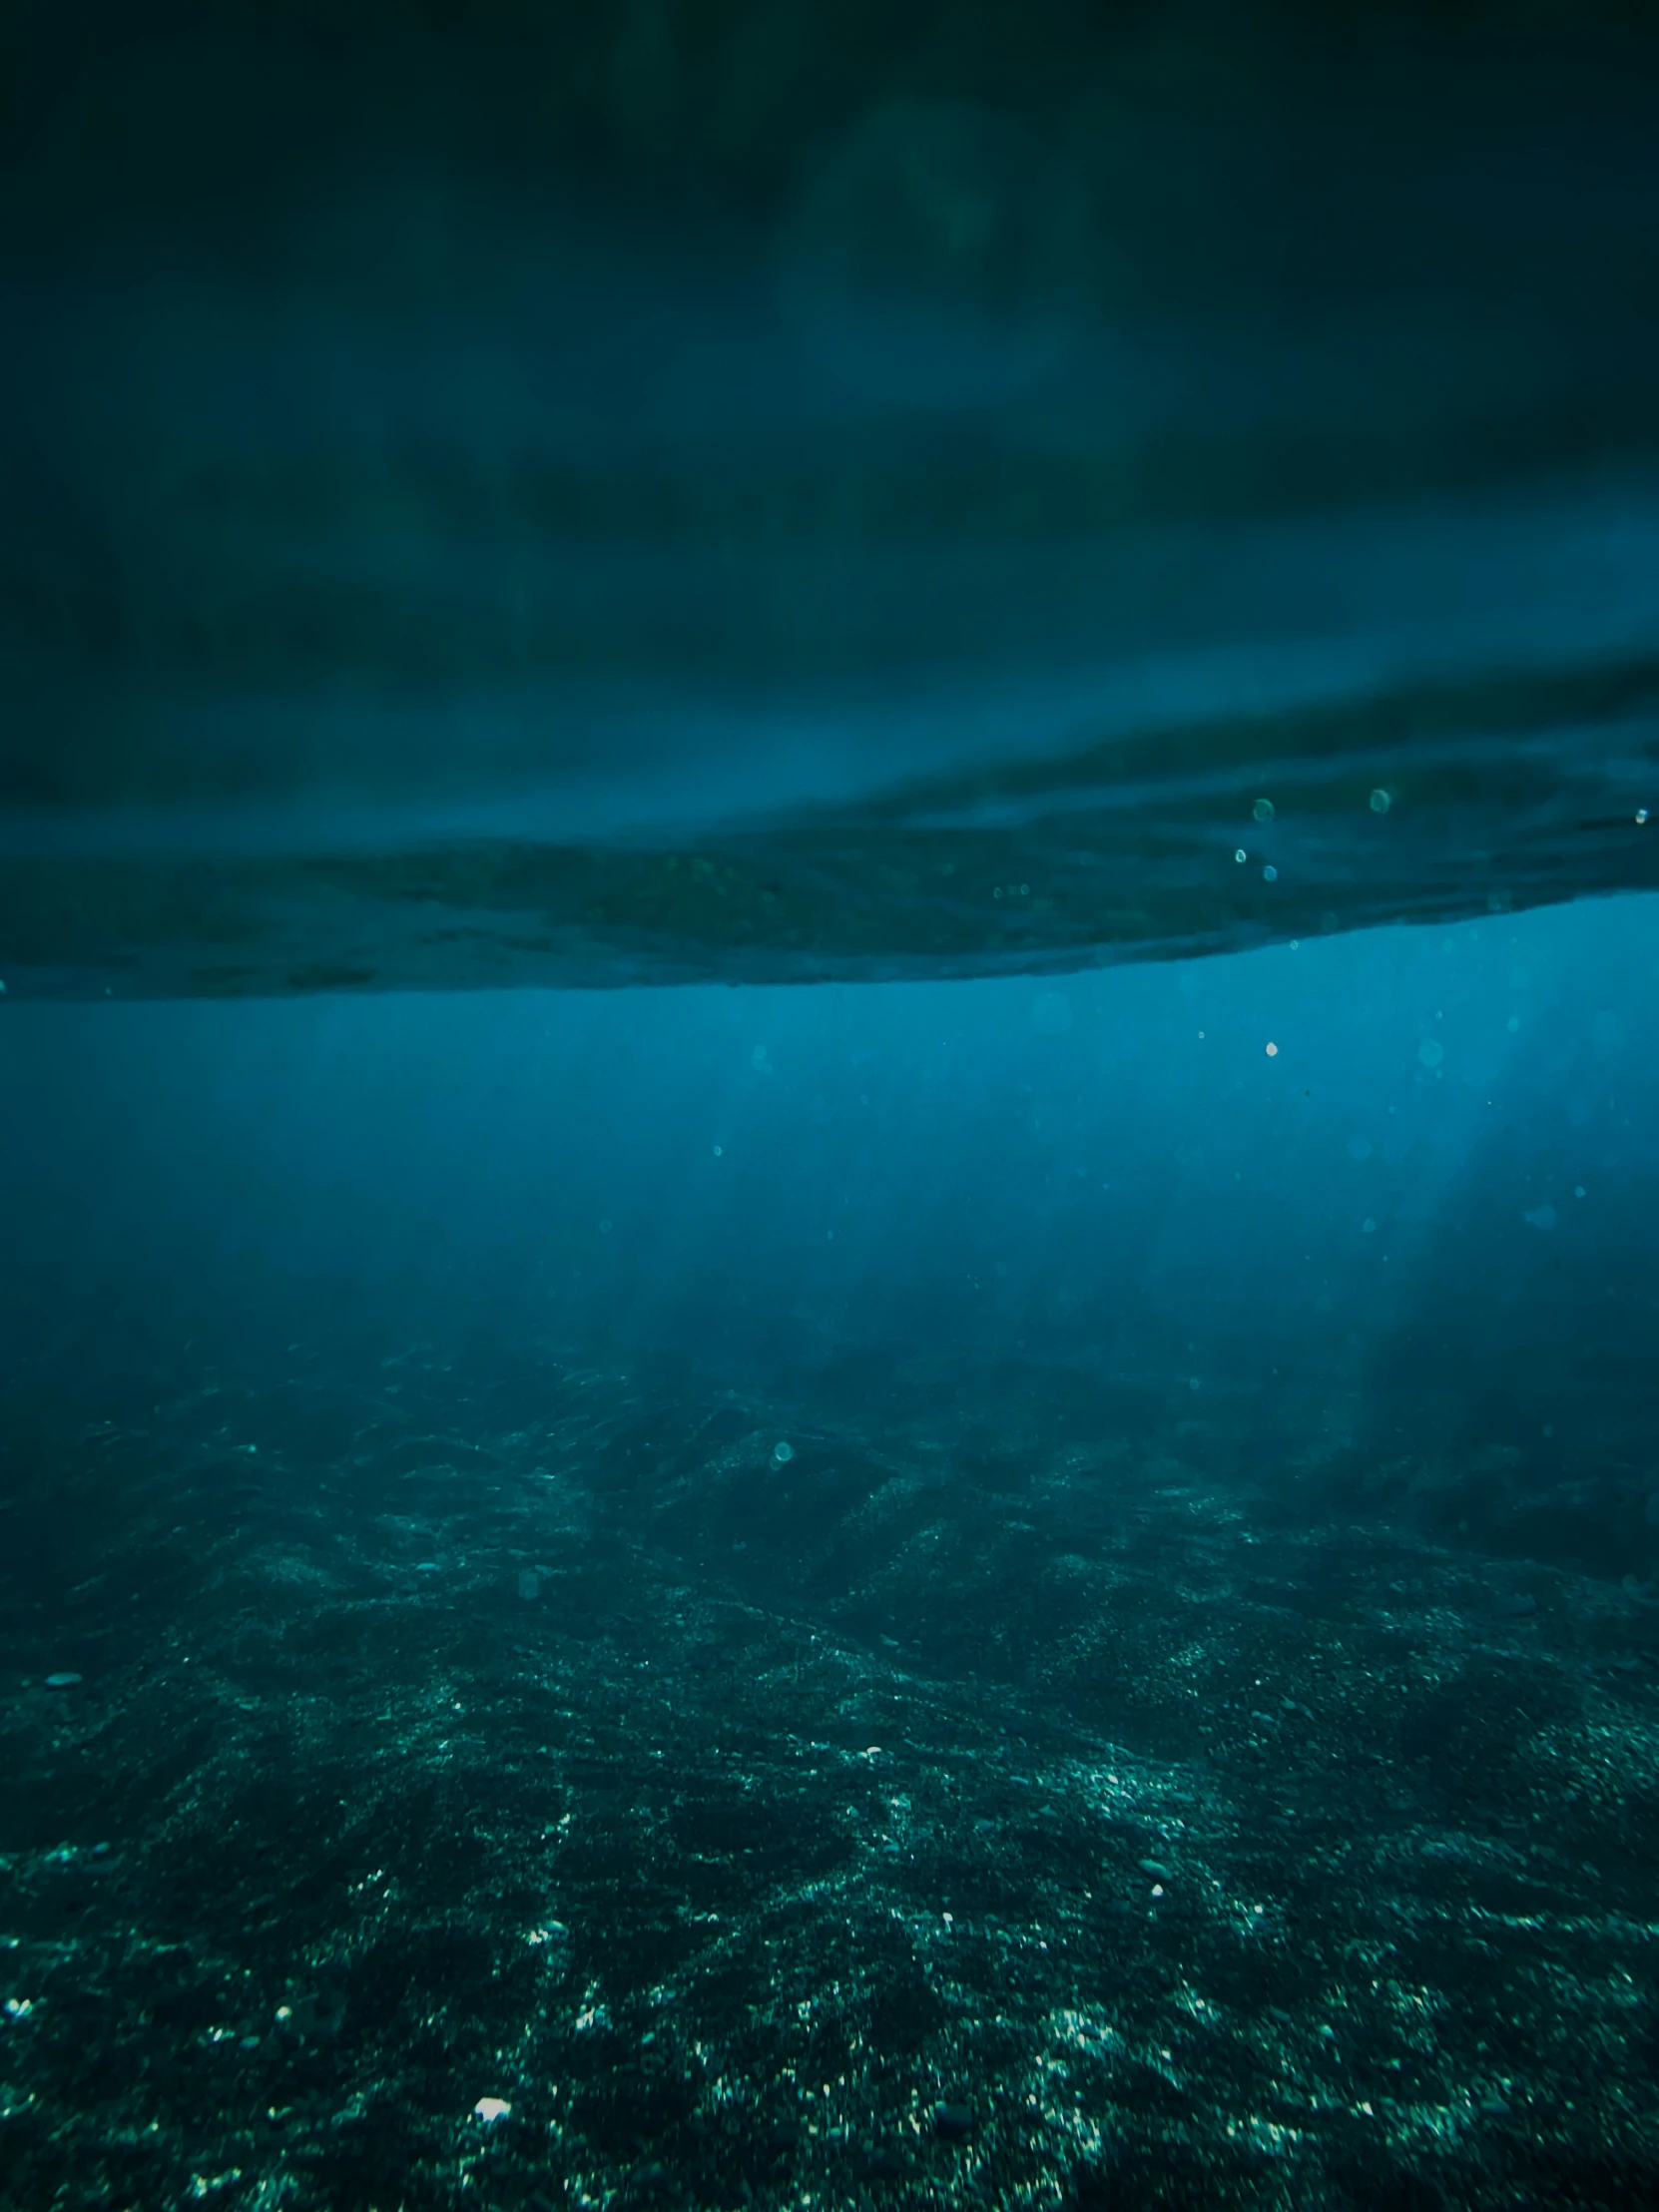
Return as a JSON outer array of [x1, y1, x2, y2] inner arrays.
[[5, 893, 1659, 2207], [6, 8, 1659, 2204], [6, 893, 1653, 1427]]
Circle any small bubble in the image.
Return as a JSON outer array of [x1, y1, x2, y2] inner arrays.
[[713, 1144, 723, 1156], [1370, 788, 1392, 814], [1362, 1219, 1377, 1234], [1574, 1186, 1585, 1199], [1263, 864, 1278, 881], [1417, 1038, 1444, 1068], [772, 1440, 796, 1466], [1253, 798, 1275, 823], [1638, 809, 1649, 826], [1235, 848, 1248, 863], [1265, 1041, 1279, 1057]]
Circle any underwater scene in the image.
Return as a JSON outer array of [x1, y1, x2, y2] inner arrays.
[[4, 4, 1659, 2209]]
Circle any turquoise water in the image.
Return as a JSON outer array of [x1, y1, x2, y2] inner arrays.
[[4, 896, 1659, 2206], [4, 9, 1659, 2206]]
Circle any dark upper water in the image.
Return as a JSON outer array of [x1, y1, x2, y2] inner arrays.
[[4, 3, 1659, 992], [3, 12, 1659, 2211]]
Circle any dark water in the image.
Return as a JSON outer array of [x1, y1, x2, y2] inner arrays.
[[5, 10, 1659, 2211], [5, 905, 1659, 2209], [5, 6, 1659, 992]]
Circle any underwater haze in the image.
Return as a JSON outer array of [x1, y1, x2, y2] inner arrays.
[[5, 4, 1659, 2209], [6, 903, 1659, 2208]]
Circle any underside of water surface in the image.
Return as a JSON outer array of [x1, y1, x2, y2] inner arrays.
[[4, 1, 1659, 995]]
